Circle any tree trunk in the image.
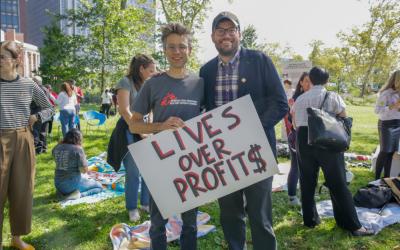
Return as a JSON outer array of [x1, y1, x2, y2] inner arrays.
[[100, 18, 106, 94], [360, 65, 375, 97], [359, 46, 379, 97]]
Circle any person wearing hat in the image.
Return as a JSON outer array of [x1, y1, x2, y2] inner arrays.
[[200, 11, 288, 250]]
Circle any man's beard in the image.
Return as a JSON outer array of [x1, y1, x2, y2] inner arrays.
[[216, 45, 238, 57]]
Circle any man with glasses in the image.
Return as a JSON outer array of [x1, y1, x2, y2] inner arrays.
[[200, 11, 288, 250], [129, 23, 203, 250]]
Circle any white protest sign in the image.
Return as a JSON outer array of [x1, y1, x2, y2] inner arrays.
[[282, 60, 312, 87], [128, 95, 279, 219]]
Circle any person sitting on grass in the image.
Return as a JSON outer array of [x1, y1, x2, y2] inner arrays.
[[53, 128, 103, 200]]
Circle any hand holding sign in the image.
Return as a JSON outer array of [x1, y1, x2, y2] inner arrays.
[[128, 95, 279, 219], [161, 116, 185, 130]]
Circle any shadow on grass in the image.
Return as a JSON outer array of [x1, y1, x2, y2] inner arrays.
[[28, 198, 128, 250]]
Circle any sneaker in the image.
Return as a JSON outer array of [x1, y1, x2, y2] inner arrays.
[[141, 205, 150, 213], [65, 190, 81, 200], [351, 226, 374, 237], [129, 209, 140, 222], [289, 196, 301, 206]]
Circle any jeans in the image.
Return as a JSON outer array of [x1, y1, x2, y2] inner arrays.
[[149, 197, 197, 250], [60, 109, 76, 137], [123, 130, 150, 210], [55, 175, 103, 197], [75, 104, 81, 130]]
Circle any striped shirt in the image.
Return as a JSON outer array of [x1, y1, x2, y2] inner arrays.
[[0, 76, 55, 129], [292, 85, 346, 128], [375, 88, 400, 120], [215, 49, 240, 107]]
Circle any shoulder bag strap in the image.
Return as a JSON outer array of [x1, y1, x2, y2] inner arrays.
[[320, 91, 330, 110]]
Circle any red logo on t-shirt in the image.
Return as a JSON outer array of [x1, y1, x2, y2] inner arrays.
[[161, 92, 177, 106]]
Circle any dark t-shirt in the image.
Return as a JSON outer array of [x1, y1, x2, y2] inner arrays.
[[133, 73, 204, 122], [53, 143, 87, 179]]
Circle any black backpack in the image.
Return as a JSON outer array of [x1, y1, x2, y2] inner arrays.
[[353, 184, 394, 208]]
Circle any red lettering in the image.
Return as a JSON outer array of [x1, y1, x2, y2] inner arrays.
[[202, 167, 219, 190], [182, 122, 204, 144], [179, 155, 192, 171], [151, 140, 175, 160], [173, 130, 186, 150], [189, 149, 204, 167], [231, 151, 250, 176], [201, 114, 222, 138], [213, 161, 227, 185], [212, 138, 231, 159], [222, 106, 241, 130], [185, 172, 207, 197], [173, 178, 188, 202], [226, 159, 240, 181], [199, 144, 216, 164]]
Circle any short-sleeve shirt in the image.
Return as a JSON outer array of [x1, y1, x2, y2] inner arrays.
[[101, 92, 113, 104], [115, 76, 139, 112], [375, 88, 400, 120], [133, 73, 204, 122], [52, 143, 88, 179], [292, 85, 346, 128]]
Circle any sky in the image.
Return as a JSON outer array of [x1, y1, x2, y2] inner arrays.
[[197, 0, 371, 63]]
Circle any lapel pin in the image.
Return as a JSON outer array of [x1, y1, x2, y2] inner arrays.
[[241, 78, 247, 83]]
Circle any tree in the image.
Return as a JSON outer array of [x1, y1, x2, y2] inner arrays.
[[241, 24, 260, 50], [308, 40, 346, 85], [39, 23, 88, 88], [240, 25, 303, 74], [157, 0, 233, 70], [338, 0, 400, 97], [52, 0, 155, 92], [308, 40, 324, 66], [159, 0, 212, 31], [259, 42, 303, 75]]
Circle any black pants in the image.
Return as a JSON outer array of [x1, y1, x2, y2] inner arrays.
[[218, 177, 276, 250], [32, 121, 49, 154], [375, 152, 395, 179], [376, 119, 400, 179], [149, 196, 197, 250], [296, 127, 361, 231], [101, 103, 111, 118], [288, 148, 299, 196], [48, 116, 54, 134]]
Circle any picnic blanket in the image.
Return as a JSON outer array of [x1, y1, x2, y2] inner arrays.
[[272, 162, 291, 192], [60, 153, 126, 207], [110, 211, 215, 250], [317, 200, 400, 234], [60, 189, 124, 208]]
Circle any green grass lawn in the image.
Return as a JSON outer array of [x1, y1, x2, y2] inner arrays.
[[2, 104, 399, 250]]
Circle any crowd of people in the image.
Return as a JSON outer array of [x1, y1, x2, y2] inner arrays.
[[2, 10, 400, 250]]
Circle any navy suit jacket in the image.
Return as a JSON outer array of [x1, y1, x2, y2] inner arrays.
[[199, 47, 289, 156]]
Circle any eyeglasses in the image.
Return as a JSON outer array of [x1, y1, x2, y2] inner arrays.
[[165, 44, 189, 52], [214, 27, 238, 36]]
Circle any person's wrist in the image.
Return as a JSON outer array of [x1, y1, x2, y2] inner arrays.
[[156, 122, 164, 132]]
